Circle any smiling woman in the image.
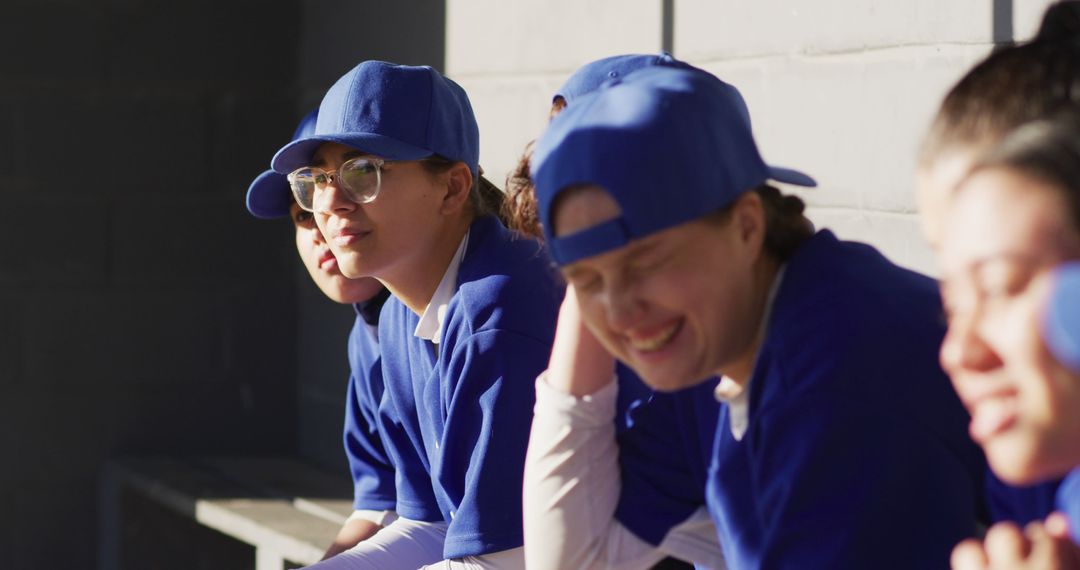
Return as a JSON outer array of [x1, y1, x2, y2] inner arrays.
[[525, 64, 988, 569], [937, 117, 1080, 568], [245, 110, 397, 561]]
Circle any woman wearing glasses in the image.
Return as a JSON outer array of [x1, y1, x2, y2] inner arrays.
[[273, 61, 562, 569], [246, 110, 401, 560], [526, 65, 987, 569]]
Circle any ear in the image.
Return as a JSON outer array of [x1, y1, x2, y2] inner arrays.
[[439, 162, 474, 215], [731, 191, 766, 256]]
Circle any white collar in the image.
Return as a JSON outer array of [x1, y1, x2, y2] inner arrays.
[[414, 231, 470, 345], [715, 264, 787, 441]]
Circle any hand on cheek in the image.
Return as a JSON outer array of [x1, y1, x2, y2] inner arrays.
[[951, 514, 1080, 569], [546, 286, 616, 397]]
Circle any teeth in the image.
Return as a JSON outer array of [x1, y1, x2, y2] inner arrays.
[[629, 322, 680, 352]]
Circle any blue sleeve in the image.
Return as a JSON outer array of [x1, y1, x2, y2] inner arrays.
[[1056, 468, 1080, 543], [434, 329, 546, 557], [749, 393, 981, 569], [374, 380, 443, 521], [342, 323, 396, 512], [342, 359, 397, 512], [614, 378, 713, 545]]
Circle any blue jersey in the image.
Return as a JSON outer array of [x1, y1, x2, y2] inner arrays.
[[1056, 468, 1080, 543], [342, 307, 397, 512], [377, 215, 564, 558], [707, 230, 986, 569], [615, 370, 720, 545], [984, 469, 1060, 526]]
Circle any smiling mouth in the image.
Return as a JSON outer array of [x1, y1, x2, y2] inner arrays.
[[628, 320, 682, 353], [968, 394, 1019, 442], [318, 253, 338, 271]]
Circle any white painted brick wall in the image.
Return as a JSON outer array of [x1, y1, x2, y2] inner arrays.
[[446, 0, 662, 76], [445, 0, 1060, 275], [676, 0, 994, 59]]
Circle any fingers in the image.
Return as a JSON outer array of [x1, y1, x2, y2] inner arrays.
[[985, 522, 1030, 565], [1046, 512, 1072, 539], [952, 538, 989, 570], [952, 519, 1080, 570]]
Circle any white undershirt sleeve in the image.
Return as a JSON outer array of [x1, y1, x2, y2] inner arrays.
[[304, 518, 447, 569], [523, 373, 726, 570], [346, 509, 398, 527]]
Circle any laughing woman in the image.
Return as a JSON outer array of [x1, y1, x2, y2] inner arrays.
[[524, 65, 987, 569]]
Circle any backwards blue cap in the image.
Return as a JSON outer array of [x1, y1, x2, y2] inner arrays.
[[532, 65, 816, 265], [555, 52, 694, 105], [1043, 261, 1080, 371], [246, 109, 319, 219], [271, 60, 479, 176]]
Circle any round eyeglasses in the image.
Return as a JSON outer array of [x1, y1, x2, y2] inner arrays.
[[287, 157, 387, 213]]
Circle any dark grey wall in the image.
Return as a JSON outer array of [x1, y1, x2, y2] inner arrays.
[[0, 0, 447, 566], [0, 0, 302, 567], [293, 0, 446, 471]]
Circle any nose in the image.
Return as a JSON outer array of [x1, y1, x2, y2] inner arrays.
[[941, 311, 1004, 375], [314, 175, 356, 215], [603, 283, 646, 332]]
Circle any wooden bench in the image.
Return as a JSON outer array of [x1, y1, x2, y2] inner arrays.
[[100, 456, 354, 570]]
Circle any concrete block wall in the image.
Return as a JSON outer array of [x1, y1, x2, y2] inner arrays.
[[446, 0, 1057, 276], [0, 0, 303, 567]]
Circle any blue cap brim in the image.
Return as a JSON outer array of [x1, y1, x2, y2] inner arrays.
[[271, 133, 435, 175], [246, 169, 293, 220], [1043, 261, 1080, 371], [768, 165, 817, 187]]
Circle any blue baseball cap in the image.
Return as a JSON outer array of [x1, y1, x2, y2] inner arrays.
[[271, 60, 480, 176], [1042, 261, 1080, 371], [555, 52, 695, 105], [532, 65, 816, 265], [246, 109, 319, 219]]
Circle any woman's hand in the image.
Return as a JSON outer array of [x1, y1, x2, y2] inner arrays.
[[952, 513, 1080, 569], [545, 286, 616, 396]]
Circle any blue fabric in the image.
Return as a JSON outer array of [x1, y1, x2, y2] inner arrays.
[[272, 61, 479, 176], [377, 215, 564, 558], [706, 231, 987, 569], [555, 52, 693, 105], [246, 109, 318, 219], [342, 314, 397, 511], [985, 469, 1061, 526], [1043, 261, 1080, 371], [614, 372, 721, 545], [1056, 468, 1080, 543], [532, 66, 814, 265]]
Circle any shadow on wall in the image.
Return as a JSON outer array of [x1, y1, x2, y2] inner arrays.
[[994, 0, 1014, 43]]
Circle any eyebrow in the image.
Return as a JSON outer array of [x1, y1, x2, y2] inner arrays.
[[311, 149, 367, 168], [561, 236, 663, 278], [562, 265, 596, 282]]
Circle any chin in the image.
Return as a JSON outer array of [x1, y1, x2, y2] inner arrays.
[[986, 438, 1056, 486], [634, 363, 708, 393], [336, 259, 365, 280]]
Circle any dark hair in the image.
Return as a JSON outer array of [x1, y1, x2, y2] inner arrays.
[[502, 141, 544, 238], [968, 113, 1080, 234], [920, 1, 1080, 163], [420, 155, 509, 224], [708, 185, 814, 261], [502, 98, 572, 239]]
